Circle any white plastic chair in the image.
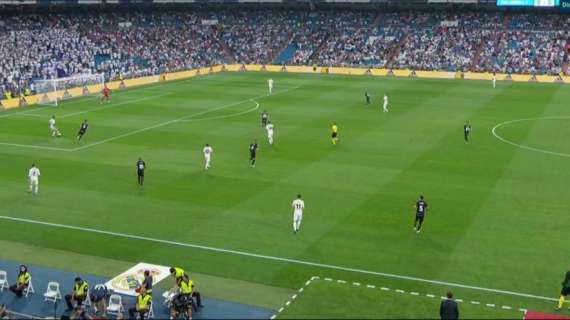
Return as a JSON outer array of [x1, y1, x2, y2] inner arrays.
[[0, 271, 8, 292], [23, 278, 35, 297], [147, 300, 155, 319], [43, 281, 62, 303], [106, 294, 124, 315], [84, 293, 92, 309], [162, 289, 176, 307]]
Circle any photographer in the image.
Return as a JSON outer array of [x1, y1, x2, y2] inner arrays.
[[128, 287, 152, 320], [89, 284, 109, 317], [170, 291, 192, 320], [65, 277, 89, 311], [9, 265, 31, 298]]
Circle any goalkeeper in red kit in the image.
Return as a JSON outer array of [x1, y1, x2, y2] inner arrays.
[[100, 85, 110, 104]]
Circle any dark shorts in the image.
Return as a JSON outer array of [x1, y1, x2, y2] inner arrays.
[[415, 215, 424, 222], [78, 129, 86, 135], [250, 153, 256, 160], [138, 170, 144, 176], [562, 287, 570, 296], [332, 132, 338, 138]]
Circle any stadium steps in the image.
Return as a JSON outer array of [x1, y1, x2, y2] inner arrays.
[[274, 42, 298, 65], [269, 32, 296, 64], [469, 35, 487, 72], [213, 26, 236, 64], [386, 34, 408, 68], [309, 32, 331, 62]]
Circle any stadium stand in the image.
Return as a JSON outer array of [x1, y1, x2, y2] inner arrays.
[[0, 6, 569, 99]]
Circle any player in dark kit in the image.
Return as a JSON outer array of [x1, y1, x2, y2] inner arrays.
[[261, 111, 269, 128], [77, 120, 89, 140], [413, 195, 428, 233], [249, 140, 258, 167], [365, 92, 371, 105], [464, 121, 471, 143], [136, 157, 146, 186]]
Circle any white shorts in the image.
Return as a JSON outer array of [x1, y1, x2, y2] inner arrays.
[[268, 132, 273, 138], [294, 211, 303, 222], [29, 178, 38, 186], [204, 155, 211, 162], [50, 125, 55, 130]]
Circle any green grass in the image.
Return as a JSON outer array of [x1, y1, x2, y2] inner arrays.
[[0, 240, 293, 309], [279, 279, 524, 319], [1, 72, 569, 318]]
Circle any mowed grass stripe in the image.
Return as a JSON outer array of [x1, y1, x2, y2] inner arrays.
[[278, 81, 509, 284], [440, 83, 570, 298], [1, 73, 568, 317]]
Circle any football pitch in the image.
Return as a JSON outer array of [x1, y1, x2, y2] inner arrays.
[[1, 71, 569, 318]]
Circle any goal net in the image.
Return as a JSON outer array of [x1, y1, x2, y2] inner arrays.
[[34, 73, 105, 106]]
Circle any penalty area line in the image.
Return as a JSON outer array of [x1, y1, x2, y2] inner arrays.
[[0, 214, 557, 303], [69, 86, 300, 152], [0, 142, 71, 152]]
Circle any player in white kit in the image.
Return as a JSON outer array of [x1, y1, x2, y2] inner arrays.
[[268, 78, 274, 95], [203, 144, 213, 170], [492, 73, 497, 89], [292, 194, 305, 233], [28, 163, 40, 195], [266, 121, 274, 145], [49, 116, 61, 137], [383, 95, 389, 113]]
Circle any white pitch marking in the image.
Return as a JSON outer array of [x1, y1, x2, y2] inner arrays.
[[381, 287, 390, 291], [70, 86, 300, 152], [353, 282, 361, 286], [16, 113, 48, 118], [426, 294, 435, 298], [0, 86, 160, 120], [337, 280, 347, 284], [278, 308, 284, 313], [471, 301, 480, 305], [285, 301, 290, 306], [519, 308, 527, 313], [271, 315, 277, 320], [59, 93, 172, 119], [410, 292, 419, 296], [305, 280, 312, 286], [178, 102, 259, 123], [395, 289, 405, 294], [486, 303, 496, 308], [0, 142, 71, 152], [0, 215, 558, 303], [456, 299, 463, 303], [366, 285, 376, 289], [492, 117, 570, 158], [298, 288, 304, 293], [291, 294, 297, 300], [501, 306, 512, 310], [324, 278, 332, 282]]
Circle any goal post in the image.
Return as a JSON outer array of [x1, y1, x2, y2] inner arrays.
[[34, 73, 105, 106]]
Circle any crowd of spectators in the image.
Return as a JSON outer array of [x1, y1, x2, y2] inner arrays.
[[219, 11, 298, 64], [1, 9, 569, 100]]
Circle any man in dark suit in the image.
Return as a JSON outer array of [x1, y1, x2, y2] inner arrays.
[[440, 291, 459, 320]]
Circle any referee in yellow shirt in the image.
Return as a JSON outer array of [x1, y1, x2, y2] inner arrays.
[[331, 122, 339, 145]]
